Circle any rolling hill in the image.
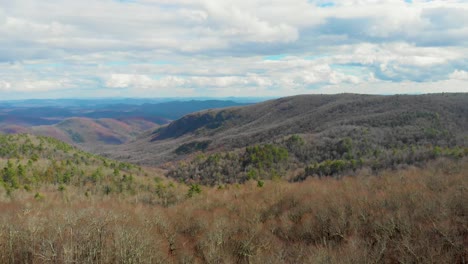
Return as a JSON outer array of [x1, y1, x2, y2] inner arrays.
[[103, 93, 468, 184], [0, 99, 249, 149], [0, 117, 159, 146]]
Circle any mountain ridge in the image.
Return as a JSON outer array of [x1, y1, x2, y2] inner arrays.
[[104, 93, 468, 166]]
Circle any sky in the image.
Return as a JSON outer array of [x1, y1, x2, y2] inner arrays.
[[0, 0, 467, 99]]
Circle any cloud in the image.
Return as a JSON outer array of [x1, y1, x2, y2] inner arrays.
[[0, 0, 467, 98], [450, 70, 468, 81], [105, 74, 155, 89], [100, 61, 363, 96], [0, 79, 73, 92]]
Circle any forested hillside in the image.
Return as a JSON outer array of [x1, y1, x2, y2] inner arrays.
[[0, 133, 180, 202], [0, 156, 466, 263], [103, 94, 468, 185]]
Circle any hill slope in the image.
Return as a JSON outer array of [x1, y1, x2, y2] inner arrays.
[[42, 117, 157, 144], [106, 94, 468, 166], [0, 117, 159, 146], [1, 157, 466, 263], [0, 133, 152, 195]]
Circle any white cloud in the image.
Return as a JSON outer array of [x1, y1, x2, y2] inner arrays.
[[105, 74, 154, 89], [330, 42, 462, 67], [0, 0, 467, 98], [450, 70, 468, 81], [0, 80, 11, 91], [0, 79, 73, 92]]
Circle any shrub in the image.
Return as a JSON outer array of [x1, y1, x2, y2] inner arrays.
[[187, 184, 202, 197]]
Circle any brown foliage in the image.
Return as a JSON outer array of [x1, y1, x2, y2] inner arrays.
[[0, 158, 466, 263]]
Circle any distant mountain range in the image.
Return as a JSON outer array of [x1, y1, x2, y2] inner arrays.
[[0, 97, 267, 108], [0, 100, 249, 147]]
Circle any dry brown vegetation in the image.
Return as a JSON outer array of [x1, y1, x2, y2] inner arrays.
[[0, 157, 466, 264]]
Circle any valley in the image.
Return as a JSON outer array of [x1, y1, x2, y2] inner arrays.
[[0, 94, 467, 263], [0, 99, 247, 150]]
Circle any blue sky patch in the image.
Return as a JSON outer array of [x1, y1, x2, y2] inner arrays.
[[264, 54, 287, 61], [317, 2, 335, 8], [24, 63, 65, 69]]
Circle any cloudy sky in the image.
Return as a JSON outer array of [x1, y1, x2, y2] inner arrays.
[[0, 0, 467, 99]]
